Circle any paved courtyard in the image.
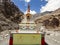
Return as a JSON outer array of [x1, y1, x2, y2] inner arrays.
[[45, 31, 60, 45]]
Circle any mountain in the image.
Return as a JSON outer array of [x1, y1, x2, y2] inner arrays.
[[34, 8, 60, 30], [0, 2, 24, 23], [0, 12, 19, 32], [0, 1, 24, 32], [33, 11, 52, 20]]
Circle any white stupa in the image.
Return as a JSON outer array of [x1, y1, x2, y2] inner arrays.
[[19, 3, 36, 31], [11, 3, 41, 33]]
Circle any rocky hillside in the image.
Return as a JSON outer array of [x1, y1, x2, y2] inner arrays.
[[0, 2, 24, 23], [0, 1, 24, 32], [0, 12, 19, 32], [34, 8, 60, 30]]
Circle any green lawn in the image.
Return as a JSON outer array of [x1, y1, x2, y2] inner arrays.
[[13, 33, 41, 45]]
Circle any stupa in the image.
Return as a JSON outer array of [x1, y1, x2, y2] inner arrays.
[[18, 3, 37, 32], [9, 3, 45, 45]]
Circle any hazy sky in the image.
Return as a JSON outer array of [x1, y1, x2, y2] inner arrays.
[[12, 0, 60, 14]]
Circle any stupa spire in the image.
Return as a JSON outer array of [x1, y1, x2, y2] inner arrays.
[[27, 3, 30, 13]]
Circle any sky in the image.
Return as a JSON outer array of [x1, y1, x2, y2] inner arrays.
[[12, 0, 60, 14]]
